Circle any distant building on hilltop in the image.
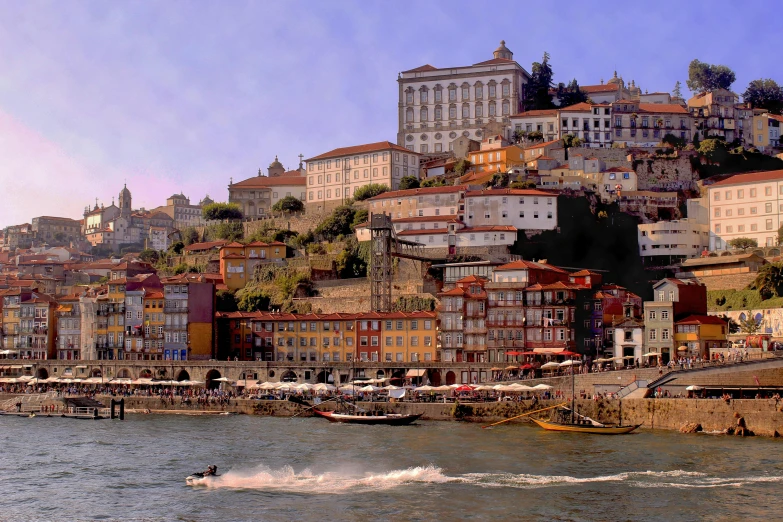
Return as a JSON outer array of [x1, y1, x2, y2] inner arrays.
[[228, 156, 306, 218]]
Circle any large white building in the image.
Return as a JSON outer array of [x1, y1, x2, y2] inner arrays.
[[708, 170, 783, 250], [464, 188, 558, 231], [397, 41, 530, 154]]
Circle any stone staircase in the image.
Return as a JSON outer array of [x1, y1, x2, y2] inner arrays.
[[0, 392, 58, 412]]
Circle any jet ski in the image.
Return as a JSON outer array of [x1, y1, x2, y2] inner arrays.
[[186, 466, 218, 485]]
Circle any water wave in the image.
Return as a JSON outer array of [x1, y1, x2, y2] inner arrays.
[[186, 465, 783, 493]]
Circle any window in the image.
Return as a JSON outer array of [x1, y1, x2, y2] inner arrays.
[[767, 219, 774, 231], [766, 203, 773, 213], [649, 329, 657, 341]]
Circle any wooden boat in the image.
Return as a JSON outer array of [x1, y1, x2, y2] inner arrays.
[[530, 416, 641, 434], [312, 409, 423, 426]]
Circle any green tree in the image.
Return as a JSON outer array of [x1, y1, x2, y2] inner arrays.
[[739, 311, 761, 334], [672, 80, 683, 99], [686, 59, 736, 93], [271, 196, 304, 213], [237, 288, 271, 312], [727, 237, 758, 251], [398, 176, 420, 190], [751, 263, 783, 300], [421, 176, 447, 187], [353, 183, 389, 201], [314, 205, 355, 240], [743, 79, 783, 115], [139, 248, 159, 264], [662, 133, 686, 149], [169, 241, 184, 254], [202, 202, 243, 221], [510, 180, 537, 189], [777, 224, 783, 246], [336, 237, 368, 278], [180, 227, 200, 246], [215, 289, 238, 312], [205, 222, 243, 241], [453, 159, 471, 176], [527, 131, 544, 142], [698, 138, 729, 163], [718, 314, 740, 334], [556, 79, 588, 107], [512, 129, 527, 144], [352, 208, 369, 229], [524, 52, 555, 110], [489, 172, 510, 188], [562, 134, 583, 148]]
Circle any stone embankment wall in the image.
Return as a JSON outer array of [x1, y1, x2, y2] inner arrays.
[[634, 154, 699, 191], [549, 147, 634, 169], [301, 277, 435, 313], [696, 273, 757, 292], [17, 395, 780, 437]]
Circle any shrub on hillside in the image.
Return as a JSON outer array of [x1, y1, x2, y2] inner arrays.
[[353, 184, 389, 201]]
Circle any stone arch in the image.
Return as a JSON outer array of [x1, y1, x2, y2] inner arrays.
[[375, 370, 385, 380], [117, 368, 132, 379], [316, 370, 330, 384], [281, 370, 297, 382], [739, 312, 747, 321], [430, 370, 442, 387], [36, 368, 49, 379], [755, 313, 763, 323], [176, 370, 190, 382], [720, 251, 732, 256], [445, 371, 456, 385], [205, 369, 222, 390], [390, 369, 405, 384], [91, 368, 102, 378], [139, 369, 153, 379], [768, 248, 781, 257], [752, 249, 765, 257]]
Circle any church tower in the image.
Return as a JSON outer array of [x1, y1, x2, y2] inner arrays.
[[119, 183, 132, 217], [492, 40, 513, 60]]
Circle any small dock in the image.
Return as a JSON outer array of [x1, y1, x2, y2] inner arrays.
[[0, 395, 115, 420]]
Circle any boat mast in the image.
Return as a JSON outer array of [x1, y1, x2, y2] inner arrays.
[[571, 362, 575, 425]]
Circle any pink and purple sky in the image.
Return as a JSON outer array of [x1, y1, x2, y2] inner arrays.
[[1, 0, 780, 225]]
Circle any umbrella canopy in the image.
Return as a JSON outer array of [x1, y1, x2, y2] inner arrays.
[[454, 385, 474, 392], [432, 385, 452, 392], [415, 385, 434, 392], [108, 378, 132, 385], [557, 351, 580, 357], [504, 365, 518, 370], [519, 364, 534, 370], [677, 346, 688, 352], [295, 383, 314, 391], [509, 383, 534, 391], [257, 382, 279, 390], [359, 385, 381, 392], [490, 367, 503, 371], [505, 351, 525, 356], [313, 383, 336, 391], [559, 360, 582, 367], [212, 377, 232, 382], [541, 362, 560, 369], [686, 385, 704, 391], [532, 384, 553, 390], [642, 352, 661, 357]]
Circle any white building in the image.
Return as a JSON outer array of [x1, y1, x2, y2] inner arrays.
[[638, 218, 710, 266], [613, 317, 644, 363], [464, 188, 558, 231], [707, 169, 783, 250], [397, 41, 530, 154], [510, 102, 614, 148]]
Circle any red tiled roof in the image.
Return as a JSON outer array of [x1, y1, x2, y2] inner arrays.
[[456, 225, 516, 233], [709, 169, 783, 187], [523, 139, 562, 150], [676, 315, 726, 326], [368, 185, 466, 201], [559, 102, 594, 112], [604, 166, 633, 172], [230, 175, 306, 188], [184, 241, 228, 252], [392, 215, 458, 223], [306, 141, 415, 162], [637, 103, 689, 115], [495, 260, 568, 273], [571, 269, 600, 276], [579, 84, 620, 94], [396, 229, 448, 236], [402, 64, 439, 73], [465, 188, 553, 197], [510, 109, 558, 118]]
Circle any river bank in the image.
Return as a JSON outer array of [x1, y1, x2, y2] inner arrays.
[[5, 393, 783, 438]]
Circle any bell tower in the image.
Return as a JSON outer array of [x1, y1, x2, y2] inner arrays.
[[119, 183, 132, 217]]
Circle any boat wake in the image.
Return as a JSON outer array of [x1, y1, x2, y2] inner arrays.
[[187, 465, 783, 492]]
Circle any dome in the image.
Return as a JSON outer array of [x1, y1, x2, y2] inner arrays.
[[119, 183, 131, 199], [492, 40, 513, 60], [269, 155, 283, 169]]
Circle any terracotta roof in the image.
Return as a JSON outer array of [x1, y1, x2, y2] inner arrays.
[[402, 64, 439, 73], [392, 215, 458, 223], [456, 226, 516, 233], [510, 109, 558, 118], [368, 185, 466, 201], [306, 141, 415, 162], [637, 103, 689, 115], [571, 269, 600, 277], [472, 57, 518, 66], [221, 253, 246, 259], [495, 260, 568, 273], [465, 188, 553, 197], [708, 169, 783, 187], [523, 139, 562, 150], [559, 102, 594, 112], [604, 166, 633, 172], [144, 290, 164, 299], [579, 84, 620, 94], [395, 229, 448, 236], [675, 314, 726, 326], [230, 175, 306, 188], [184, 241, 228, 252]]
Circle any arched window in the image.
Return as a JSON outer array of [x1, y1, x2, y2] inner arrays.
[[434, 106, 442, 120], [475, 103, 483, 118], [405, 89, 413, 104], [488, 102, 496, 117], [475, 83, 483, 99], [420, 107, 428, 122], [419, 88, 428, 104], [406, 107, 414, 122], [462, 104, 470, 118], [449, 105, 457, 119], [449, 86, 457, 101], [502, 100, 510, 115]]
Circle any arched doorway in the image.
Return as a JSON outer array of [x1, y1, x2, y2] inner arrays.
[[205, 369, 221, 390], [117, 368, 131, 379], [140, 369, 152, 379], [316, 370, 332, 383], [36, 368, 49, 379], [375, 370, 385, 380], [91, 369, 102, 378], [281, 370, 297, 382], [390, 369, 405, 385], [445, 371, 456, 385], [430, 370, 442, 387], [176, 370, 190, 382]]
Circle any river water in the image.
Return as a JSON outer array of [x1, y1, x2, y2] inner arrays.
[[2, 414, 782, 521]]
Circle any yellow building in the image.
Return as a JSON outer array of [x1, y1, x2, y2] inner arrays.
[[219, 241, 286, 291], [674, 315, 728, 358], [379, 311, 437, 363], [106, 280, 127, 360], [143, 290, 165, 360], [1, 288, 24, 352], [468, 140, 525, 174]]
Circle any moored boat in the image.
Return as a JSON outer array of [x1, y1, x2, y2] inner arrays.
[[530, 416, 641, 434], [312, 408, 423, 426]]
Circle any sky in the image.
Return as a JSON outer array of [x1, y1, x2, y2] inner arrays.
[[0, 0, 781, 226]]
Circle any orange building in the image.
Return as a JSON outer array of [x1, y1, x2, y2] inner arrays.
[[219, 241, 286, 291]]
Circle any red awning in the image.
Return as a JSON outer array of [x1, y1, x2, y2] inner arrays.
[[454, 385, 474, 392], [557, 350, 580, 357], [505, 351, 524, 356], [519, 364, 533, 370]]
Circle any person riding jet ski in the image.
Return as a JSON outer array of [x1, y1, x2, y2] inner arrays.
[[203, 465, 217, 477]]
